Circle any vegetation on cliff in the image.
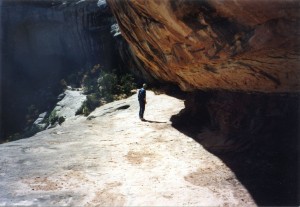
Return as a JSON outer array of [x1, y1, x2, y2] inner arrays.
[[72, 64, 137, 116]]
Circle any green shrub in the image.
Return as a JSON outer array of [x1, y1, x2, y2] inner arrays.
[[47, 110, 65, 125], [76, 64, 137, 116], [119, 73, 136, 95], [86, 94, 100, 110], [58, 116, 65, 125], [66, 71, 84, 88], [76, 93, 100, 116], [83, 75, 98, 94], [82, 64, 102, 94], [49, 110, 59, 125], [6, 133, 22, 142], [97, 72, 117, 97]]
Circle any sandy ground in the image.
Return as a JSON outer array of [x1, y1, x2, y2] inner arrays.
[[0, 91, 256, 206]]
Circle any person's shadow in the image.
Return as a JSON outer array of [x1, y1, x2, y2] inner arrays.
[[143, 119, 167, 123]]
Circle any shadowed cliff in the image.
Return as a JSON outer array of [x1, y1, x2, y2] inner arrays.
[[0, 0, 127, 141], [170, 90, 300, 205]]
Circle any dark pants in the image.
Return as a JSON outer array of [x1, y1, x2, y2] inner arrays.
[[139, 101, 145, 119]]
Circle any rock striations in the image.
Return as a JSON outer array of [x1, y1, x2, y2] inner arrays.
[[107, 0, 300, 93]]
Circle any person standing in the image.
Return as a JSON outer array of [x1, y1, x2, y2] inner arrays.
[[138, 83, 147, 121]]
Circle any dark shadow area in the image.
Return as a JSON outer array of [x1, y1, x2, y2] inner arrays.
[[151, 82, 187, 100], [142, 119, 167, 124], [171, 90, 300, 206], [116, 105, 130, 110]]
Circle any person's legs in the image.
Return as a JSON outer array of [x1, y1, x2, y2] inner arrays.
[[141, 103, 145, 119], [139, 101, 145, 119]]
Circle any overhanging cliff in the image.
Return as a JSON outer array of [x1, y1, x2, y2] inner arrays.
[[106, 5, 300, 202], [107, 0, 300, 93]]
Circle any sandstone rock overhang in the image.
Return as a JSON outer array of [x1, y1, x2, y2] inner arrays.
[[107, 0, 300, 93]]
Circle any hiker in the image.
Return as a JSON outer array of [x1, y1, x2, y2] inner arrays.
[[138, 83, 147, 121]]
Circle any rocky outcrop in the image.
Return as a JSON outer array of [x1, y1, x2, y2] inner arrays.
[[107, 0, 300, 93], [23, 88, 86, 138], [53, 89, 86, 120]]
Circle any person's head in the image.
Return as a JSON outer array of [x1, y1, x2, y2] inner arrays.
[[143, 83, 147, 89]]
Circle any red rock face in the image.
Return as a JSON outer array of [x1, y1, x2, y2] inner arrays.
[[107, 0, 300, 92]]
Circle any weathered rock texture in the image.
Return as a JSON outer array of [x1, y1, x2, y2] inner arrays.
[[111, 23, 157, 83], [107, 0, 300, 93]]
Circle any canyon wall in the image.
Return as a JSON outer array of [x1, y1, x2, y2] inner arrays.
[[107, 0, 300, 93], [0, 0, 121, 140]]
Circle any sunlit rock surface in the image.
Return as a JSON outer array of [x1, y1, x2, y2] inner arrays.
[[0, 91, 255, 206], [107, 0, 300, 92]]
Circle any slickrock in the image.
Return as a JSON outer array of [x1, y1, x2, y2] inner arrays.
[[0, 91, 255, 206]]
